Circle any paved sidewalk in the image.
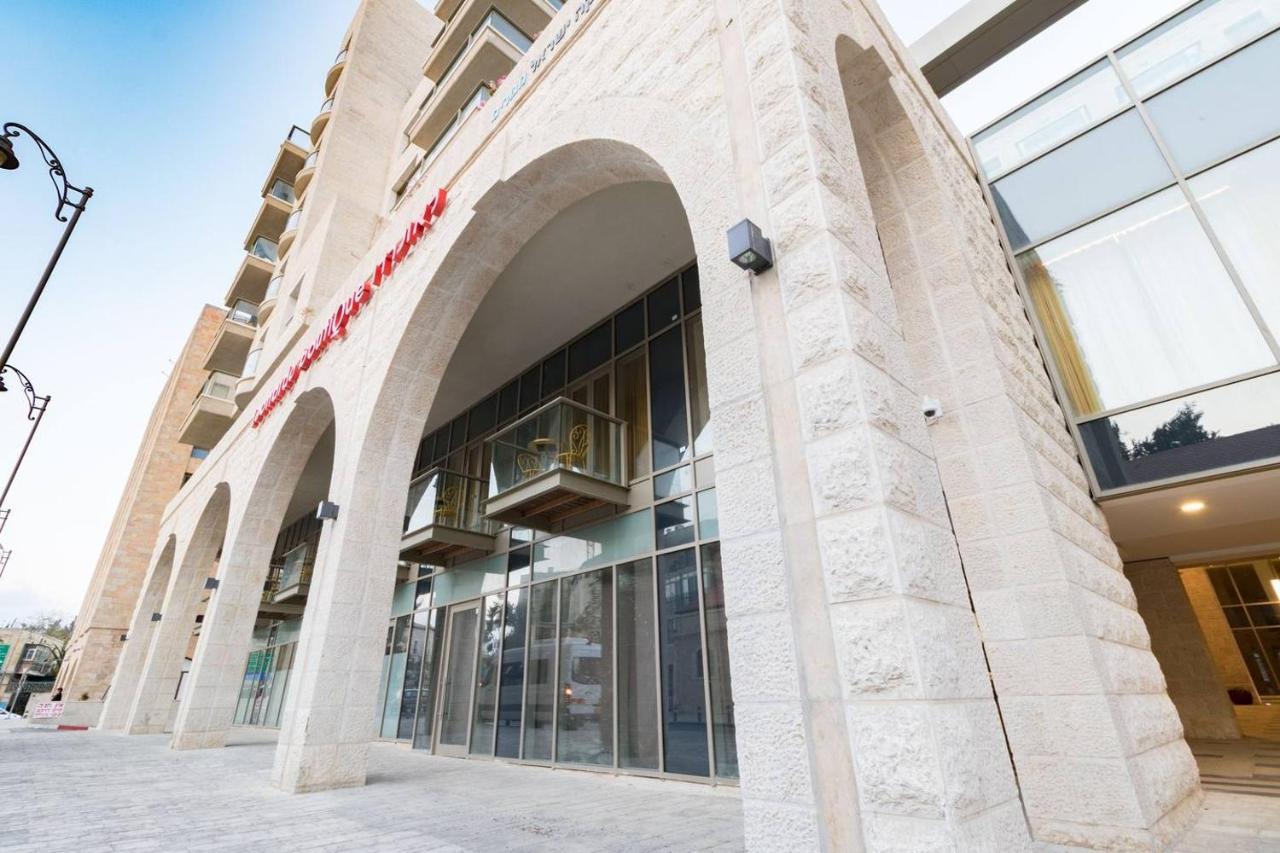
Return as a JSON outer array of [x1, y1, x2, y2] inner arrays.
[[0, 725, 744, 852], [3, 723, 1279, 851]]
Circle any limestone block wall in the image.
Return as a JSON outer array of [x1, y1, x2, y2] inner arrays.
[[1126, 559, 1240, 740], [60, 304, 222, 705]]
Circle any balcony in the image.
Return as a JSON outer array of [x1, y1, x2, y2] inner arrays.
[[259, 274, 284, 321], [271, 543, 313, 603], [202, 301, 259, 375], [266, 178, 296, 206], [310, 96, 335, 141], [426, 0, 552, 82], [484, 398, 628, 529], [295, 149, 319, 197], [258, 565, 305, 617], [178, 372, 239, 449], [279, 208, 303, 258], [408, 10, 532, 151], [261, 126, 309, 199], [246, 193, 291, 246], [325, 47, 348, 97], [247, 235, 279, 264], [401, 469, 498, 564], [224, 251, 274, 306]]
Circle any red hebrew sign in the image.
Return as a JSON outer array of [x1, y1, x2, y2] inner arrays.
[[252, 188, 448, 428]]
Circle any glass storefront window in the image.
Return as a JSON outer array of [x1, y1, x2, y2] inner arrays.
[[1079, 372, 1280, 490], [495, 587, 528, 758], [616, 558, 659, 770], [657, 549, 709, 777], [1190, 138, 1280, 335], [234, 618, 301, 729], [397, 611, 430, 740], [522, 583, 557, 761], [530, 510, 651, 580], [700, 542, 737, 779], [650, 326, 691, 469], [556, 569, 614, 766], [380, 615, 411, 738], [685, 314, 713, 457], [1118, 0, 1280, 95], [655, 498, 696, 550], [1017, 186, 1274, 415], [1197, 557, 1280, 697], [972, 59, 1131, 178], [411, 610, 444, 749], [617, 350, 651, 479], [993, 110, 1172, 250], [469, 594, 504, 755], [1145, 31, 1280, 172]]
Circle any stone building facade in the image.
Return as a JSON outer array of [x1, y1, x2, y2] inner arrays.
[[56, 304, 222, 721], [87, 0, 1261, 849]]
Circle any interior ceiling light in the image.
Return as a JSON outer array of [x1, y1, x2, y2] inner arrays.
[[1179, 499, 1206, 514]]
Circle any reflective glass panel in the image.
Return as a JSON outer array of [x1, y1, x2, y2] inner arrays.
[[650, 326, 691, 469], [973, 60, 1131, 178], [992, 111, 1172, 249], [1209, 567, 1242, 605], [397, 611, 430, 739], [411, 610, 444, 749], [1078, 372, 1280, 490], [615, 300, 645, 353], [1017, 187, 1273, 415], [531, 510, 651, 580], [682, 266, 701, 313], [655, 498, 696, 550], [1118, 0, 1280, 95], [657, 549, 709, 776], [685, 314, 714, 457], [697, 489, 719, 540], [380, 615, 411, 738], [469, 594, 504, 755], [701, 542, 737, 778], [1146, 31, 1280, 172], [1233, 629, 1280, 693], [569, 322, 612, 381], [648, 276, 682, 332], [1259, 628, 1280, 691], [438, 605, 479, 748], [617, 350, 651, 478], [617, 558, 659, 770], [556, 569, 614, 766], [541, 349, 566, 397], [508, 547, 531, 587], [496, 588, 528, 758], [654, 465, 692, 499], [1190, 139, 1280, 336], [522, 583, 557, 760]]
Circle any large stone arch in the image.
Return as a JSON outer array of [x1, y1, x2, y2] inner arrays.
[[98, 534, 177, 731], [267, 98, 764, 793], [171, 388, 338, 750], [122, 483, 231, 734]]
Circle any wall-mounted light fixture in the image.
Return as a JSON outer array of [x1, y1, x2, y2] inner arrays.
[[727, 218, 773, 273], [150, 612, 162, 622], [317, 500, 340, 521], [119, 633, 128, 642], [203, 577, 220, 590]]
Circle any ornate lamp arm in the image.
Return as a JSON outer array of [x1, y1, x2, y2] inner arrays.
[[1, 122, 93, 221], [0, 365, 50, 420]]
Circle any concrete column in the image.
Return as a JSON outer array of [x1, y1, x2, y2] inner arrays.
[[1126, 559, 1240, 740], [98, 539, 175, 731]]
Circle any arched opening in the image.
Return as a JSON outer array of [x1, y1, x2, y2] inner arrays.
[[98, 535, 177, 730], [370, 163, 736, 782], [124, 485, 230, 735], [171, 389, 336, 748]]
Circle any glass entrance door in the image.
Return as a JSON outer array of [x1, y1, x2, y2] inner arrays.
[[434, 601, 481, 756]]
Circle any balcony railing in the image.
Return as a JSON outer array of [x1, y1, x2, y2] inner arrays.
[[242, 348, 262, 378], [436, 9, 532, 93], [318, 96, 334, 114], [264, 274, 283, 302], [303, 149, 319, 170], [249, 236, 279, 263], [283, 208, 303, 233], [275, 542, 314, 599], [484, 398, 627, 527], [285, 125, 310, 149], [267, 179, 296, 205], [227, 299, 259, 327], [200, 371, 238, 402], [402, 468, 497, 563]]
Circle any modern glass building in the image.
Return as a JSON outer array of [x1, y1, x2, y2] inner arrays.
[[974, 0, 1280, 494]]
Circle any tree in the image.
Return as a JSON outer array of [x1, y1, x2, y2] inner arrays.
[[1127, 403, 1218, 459], [17, 612, 73, 681]]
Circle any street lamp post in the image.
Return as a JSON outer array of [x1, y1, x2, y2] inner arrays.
[[0, 122, 93, 373], [0, 365, 50, 520]]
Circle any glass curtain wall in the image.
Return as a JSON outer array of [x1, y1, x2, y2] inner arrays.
[[974, 0, 1280, 493], [233, 618, 302, 728], [1199, 554, 1280, 696], [379, 263, 738, 783]]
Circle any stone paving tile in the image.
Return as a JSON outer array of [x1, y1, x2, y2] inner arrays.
[[0, 724, 743, 853]]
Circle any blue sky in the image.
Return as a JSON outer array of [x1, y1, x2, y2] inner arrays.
[[0, 0, 1183, 625]]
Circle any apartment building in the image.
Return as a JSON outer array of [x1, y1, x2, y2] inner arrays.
[[89, 0, 1279, 849]]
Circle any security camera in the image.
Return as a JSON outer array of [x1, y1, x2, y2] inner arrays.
[[922, 397, 943, 421]]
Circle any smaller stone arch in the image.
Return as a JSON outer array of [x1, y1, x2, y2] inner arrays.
[[123, 483, 231, 735], [97, 534, 177, 731], [171, 388, 337, 750]]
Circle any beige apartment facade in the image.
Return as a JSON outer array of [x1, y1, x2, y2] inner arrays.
[[90, 0, 1280, 850], [55, 304, 223, 725]]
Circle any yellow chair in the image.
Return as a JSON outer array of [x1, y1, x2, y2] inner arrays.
[[556, 424, 590, 471], [517, 452, 542, 481], [434, 484, 460, 523]]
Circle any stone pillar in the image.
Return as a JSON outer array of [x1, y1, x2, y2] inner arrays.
[[709, 1, 1030, 849], [98, 539, 175, 731], [123, 542, 212, 735], [1126, 559, 1240, 740]]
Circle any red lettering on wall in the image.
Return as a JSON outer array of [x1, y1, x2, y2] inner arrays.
[[250, 187, 448, 428]]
